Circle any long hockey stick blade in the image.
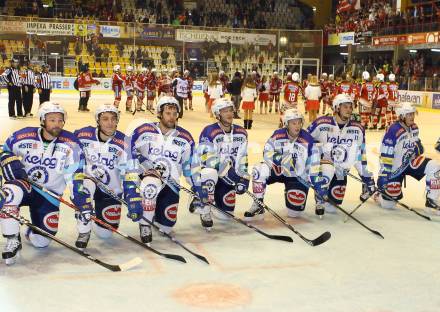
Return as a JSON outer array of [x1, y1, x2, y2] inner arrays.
[[171, 237, 209, 264], [247, 223, 294, 242], [307, 231, 332, 247], [124, 235, 186, 263]]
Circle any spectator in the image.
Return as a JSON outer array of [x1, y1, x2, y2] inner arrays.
[[161, 48, 169, 65], [98, 70, 105, 78]]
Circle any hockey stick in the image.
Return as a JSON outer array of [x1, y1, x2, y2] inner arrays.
[[346, 172, 431, 221], [84, 175, 209, 264], [0, 207, 142, 272], [343, 190, 376, 223], [26, 179, 187, 263], [221, 175, 331, 246], [295, 174, 384, 239], [139, 163, 293, 242]]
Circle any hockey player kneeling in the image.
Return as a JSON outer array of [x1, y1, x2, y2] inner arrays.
[[73, 104, 143, 249], [307, 94, 375, 216], [244, 109, 324, 220], [0, 102, 90, 265], [377, 102, 440, 214], [130, 96, 199, 244], [194, 98, 250, 230]]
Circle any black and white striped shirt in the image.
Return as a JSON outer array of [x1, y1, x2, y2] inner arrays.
[[22, 69, 36, 87], [36, 72, 51, 90], [1, 67, 22, 87]]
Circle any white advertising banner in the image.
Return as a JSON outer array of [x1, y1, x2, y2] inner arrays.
[[25, 22, 75, 36], [99, 25, 121, 38], [176, 29, 276, 45]]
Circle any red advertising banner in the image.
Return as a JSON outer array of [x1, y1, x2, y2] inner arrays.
[[373, 32, 439, 46]]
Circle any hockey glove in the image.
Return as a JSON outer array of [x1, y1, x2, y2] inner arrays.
[[413, 139, 424, 157], [71, 173, 94, 224], [313, 180, 328, 202], [125, 187, 143, 222], [360, 176, 376, 202], [377, 174, 389, 191], [235, 176, 250, 195], [271, 153, 283, 175], [0, 151, 28, 182]]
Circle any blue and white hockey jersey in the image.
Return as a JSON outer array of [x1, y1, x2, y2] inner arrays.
[[2, 127, 85, 195], [307, 116, 372, 178], [130, 122, 198, 191], [74, 126, 134, 196], [197, 123, 248, 178], [379, 122, 422, 178], [263, 128, 320, 183]]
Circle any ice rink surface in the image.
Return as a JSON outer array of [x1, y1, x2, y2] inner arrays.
[[0, 91, 440, 312]]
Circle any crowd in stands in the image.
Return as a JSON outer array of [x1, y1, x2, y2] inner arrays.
[[325, 0, 440, 35]]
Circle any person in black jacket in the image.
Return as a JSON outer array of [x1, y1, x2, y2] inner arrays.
[[227, 71, 243, 119], [1, 58, 23, 118]]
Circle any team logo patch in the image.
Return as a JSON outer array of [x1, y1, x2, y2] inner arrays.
[[164, 204, 178, 222], [252, 167, 260, 181], [102, 205, 121, 223], [385, 182, 401, 197], [410, 156, 425, 169], [331, 145, 348, 164], [205, 179, 216, 194], [3, 186, 15, 204], [286, 189, 306, 206], [43, 212, 59, 232], [331, 185, 346, 201], [223, 190, 236, 208], [142, 183, 159, 200], [28, 166, 49, 184]]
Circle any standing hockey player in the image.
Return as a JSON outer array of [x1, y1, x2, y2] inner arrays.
[[386, 73, 399, 127], [130, 96, 199, 243], [320, 73, 331, 115], [158, 70, 173, 97], [184, 70, 194, 111], [134, 68, 148, 112], [269, 71, 282, 113], [73, 104, 143, 249], [194, 98, 249, 229], [111, 65, 124, 110], [280, 72, 302, 127], [372, 73, 388, 130], [377, 102, 440, 213], [78, 64, 100, 112], [358, 71, 376, 129], [146, 68, 158, 111], [124, 66, 136, 112], [243, 108, 324, 220], [0, 102, 90, 264], [172, 72, 189, 119], [307, 94, 375, 215]]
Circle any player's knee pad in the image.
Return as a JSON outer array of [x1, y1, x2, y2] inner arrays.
[[140, 176, 162, 222], [285, 187, 307, 211], [92, 222, 113, 239], [424, 159, 440, 199], [252, 162, 270, 183], [27, 231, 51, 248], [383, 181, 402, 199], [379, 194, 397, 209], [200, 167, 218, 202], [83, 179, 96, 201]]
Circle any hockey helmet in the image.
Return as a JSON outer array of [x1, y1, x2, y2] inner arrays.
[[211, 98, 234, 118], [156, 96, 180, 115], [95, 103, 120, 123], [283, 108, 304, 127], [292, 72, 300, 82], [388, 73, 395, 82], [332, 94, 353, 111], [395, 102, 416, 118], [114, 65, 121, 72], [38, 101, 67, 124], [362, 71, 370, 81]]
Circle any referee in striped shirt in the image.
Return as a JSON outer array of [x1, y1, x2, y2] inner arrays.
[[22, 61, 37, 117], [36, 63, 51, 105], [1, 58, 23, 118]]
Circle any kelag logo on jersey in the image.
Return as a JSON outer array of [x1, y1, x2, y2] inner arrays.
[[24, 154, 59, 169], [219, 145, 239, 156], [147, 144, 179, 161], [88, 153, 117, 170], [327, 136, 354, 147]]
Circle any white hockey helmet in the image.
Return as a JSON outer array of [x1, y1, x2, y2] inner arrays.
[[219, 70, 225, 76], [141, 67, 148, 73], [292, 72, 300, 82], [114, 65, 121, 72], [362, 71, 370, 81], [389, 73, 395, 82], [329, 74, 335, 80], [273, 71, 278, 75], [151, 68, 157, 73], [283, 108, 304, 127], [211, 98, 234, 118], [377, 73, 385, 82], [332, 93, 353, 111], [95, 103, 120, 123], [156, 96, 180, 115], [321, 72, 328, 78], [38, 101, 67, 124], [127, 65, 133, 72], [395, 102, 416, 118], [184, 69, 190, 75], [287, 72, 292, 76]]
